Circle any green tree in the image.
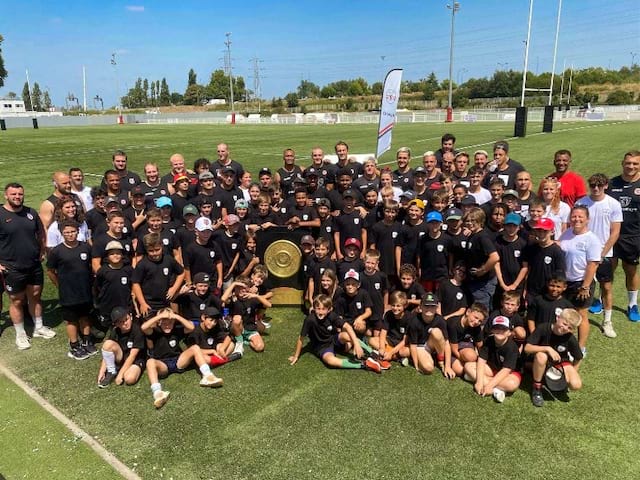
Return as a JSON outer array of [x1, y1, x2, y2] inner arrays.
[[188, 68, 197, 86], [297, 80, 320, 98], [371, 81, 383, 95], [150, 81, 156, 106], [6, 91, 17, 99], [142, 78, 149, 106], [170, 92, 183, 104], [284, 92, 299, 108], [0, 34, 7, 88], [43, 90, 52, 110], [320, 85, 337, 98], [31, 82, 43, 111], [160, 78, 171, 106], [426, 72, 439, 91], [22, 81, 32, 110], [606, 90, 633, 105], [206, 69, 229, 100], [183, 83, 205, 105]]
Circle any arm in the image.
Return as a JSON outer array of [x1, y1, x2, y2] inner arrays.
[[360, 228, 367, 258], [484, 366, 512, 394], [394, 245, 402, 277], [46, 268, 59, 288], [494, 261, 508, 290], [442, 340, 455, 379], [509, 263, 529, 290], [602, 222, 621, 259], [39, 201, 54, 231], [333, 231, 343, 260], [226, 252, 240, 280], [474, 357, 487, 395], [352, 307, 372, 332], [91, 256, 102, 274], [409, 344, 419, 373], [577, 261, 599, 301], [341, 322, 363, 358], [288, 336, 305, 365], [132, 283, 151, 317], [172, 312, 195, 333], [523, 343, 561, 363], [166, 271, 185, 301], [116, 348, 141, 384]]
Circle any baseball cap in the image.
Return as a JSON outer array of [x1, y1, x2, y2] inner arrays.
[[426, 211, 443, 223], [545, 364, 568, 392], [105, 240, 124, 251], [221, 166, 236, 175], [155, 196, 172, 208], [408, 198, 425, 210], [428, 181, 442, 191], [131, 185, 145, 196], [223, 214, 240, 226], [110, 306, 129, 324], [203, 306, 221, 318], [491, 315, 511, 330], [344, 237, 362, 250], [342, 189, 357, 199], [460, 194, 477, 206], [421, 292, 439, 307], [259, 167, 272, 177], [183, 204, 199, 217], [303, 167, 319, 178], [192, 272, 211, 284], [400, 190, 417, 200], [199, 171, 215, 180], [504, 212, 522, 226], [105, 196, 119, 205], [195, 217, 213, 231], [533, 218, 555, 231], [301, 235, 315, 246], [173, 173, 189, 184], [494, 140, 509, 152], [316, 198, 331, 209], [344, 269, 360, 282], [413, 166, 427, 175], [445, 207, 463, 221], [235, 199, 249, 209], [503, 189, 519, 198]]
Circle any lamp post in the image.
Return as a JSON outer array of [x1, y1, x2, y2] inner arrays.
[[446, 2, 460, 122], [111, 53, 123, 123]]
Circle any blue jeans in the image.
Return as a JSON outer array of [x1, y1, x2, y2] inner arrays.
[[467, 277, 497, 311]]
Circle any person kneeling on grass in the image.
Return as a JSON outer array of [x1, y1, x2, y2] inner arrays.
[[97, 307, 145, 388], [142, 308, 223, 409], [463, 315, 522, 403], [524, 308, 583, 408], [288, 294, 383, 373]]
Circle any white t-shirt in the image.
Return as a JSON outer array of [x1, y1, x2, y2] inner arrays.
[[544, 201, 571, 239], [575, 194, 623, 257], [71, 186, 93, 212], [47, 221, 90, 248], [558, 229, 602, 282], [469, 187, 491, 205]]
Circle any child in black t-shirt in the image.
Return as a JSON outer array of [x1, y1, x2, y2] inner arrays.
[[447, 303, 488, 377], [95, 240, 133, 327], [370, 290, 412, 365], [464, 315, 522, 403], [186, 306, 236, 369], [395, 264, 426, 311], [336, 237, 365, 281], [484, 291, 527, 345], [176, 272, 222, 324], [526, 274, 573, 334], [334, 269, 373, 338], [437, 261, 470, 320], [307, 237, 336, 304], [248, 264, 273, 330], [359, 249, 390, 338]]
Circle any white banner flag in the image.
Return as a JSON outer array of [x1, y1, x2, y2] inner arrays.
[[375, 68, 403, 159]]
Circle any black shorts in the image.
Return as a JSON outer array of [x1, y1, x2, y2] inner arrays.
[[61, 303, 92, 322], [2, 264, 44, 294], [314, 342, 335, 359], [565, 281, 595, 309], [613, 236, 640, 265], [595, 258, 614, 283], [156, 356, 186, 375]]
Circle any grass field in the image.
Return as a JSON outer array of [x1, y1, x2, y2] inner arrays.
[[1, 120, 639, 479]]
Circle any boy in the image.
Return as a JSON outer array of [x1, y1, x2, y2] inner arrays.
[[182, 217, 223, 293], [333, 189, 366, 260], [94, 240, 133, 329], [133, 207, 178, 264], [176, 272, 222, 324], [407, 293, 455, 378], [336, 238, 365, 281], [485, 291, 527, 345], [395, 264, 426, 311], [307, 237, 336, 304], [334, 269, 373, 338], [359, 249, 390, 339], [370, 291, 412, 365], [143, 308, 223, 409], [447, 303, 488, 377], [418, 211, 451, 293], [526, 274, 573, 334], [464, 316, 521, 403], [212, 214, 243, 289], [522, 217, 566, 302], [186, 306, 238, 368], [524, 308, 583, 407], [314, 198, 336, 257], [369, 200, 401, 288], [288, 294, 382, 373], [395, 199, 428, 272], [437, 262, 470, 320], [494, 212, 528, 303], [97, 307, 145, 388]]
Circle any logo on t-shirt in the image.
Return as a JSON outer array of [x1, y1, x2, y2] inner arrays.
[[544, 256, 552, 264], [456, 292, 463, 300], [121, 277, 128, 285], [169, 339, 177, 348], [27, 213, 34, 220], [163, 267, 169, 275], [514, 250, 521, 258], [80, 253, 88, 260], [127, 341, 133, 348]]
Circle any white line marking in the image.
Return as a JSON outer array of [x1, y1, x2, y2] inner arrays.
[[0, 361, 141, 480]]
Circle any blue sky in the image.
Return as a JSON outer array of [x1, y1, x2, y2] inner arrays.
[[1, 0, 639, 108]]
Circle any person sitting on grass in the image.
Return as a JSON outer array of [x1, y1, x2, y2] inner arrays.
[[446, 303, 488, 377], [395, 263, 426, 312], [463, 315, 522, 403], [288, 294, 382, 374], [524, 308, 583, 408], [369, 290, 412, 366], [176, 272, 222, 326], [526, 274, 573, 334], [407, 292, 455, 378], [142, 308, 223, 409], [97, 307, 145, 388], [186, 306, 240, 369]]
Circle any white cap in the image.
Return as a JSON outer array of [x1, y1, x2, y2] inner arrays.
[[195, 217, 213, 232]]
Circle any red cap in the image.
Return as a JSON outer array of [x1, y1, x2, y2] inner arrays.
[[533, 218, 555, 231], [344, 238, 362, 250], [173, 173, 189, 184]]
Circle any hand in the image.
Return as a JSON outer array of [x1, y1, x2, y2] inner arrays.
[[383, 351, 393, 362], [115, 372, 125, 385], [353, 319, 366, 332], [288, 355, 298, 365], [0, 263, 6, 273], [444, 366, 456, 380], [140, 303, 151, 317], [548, 347, 561, 363], [353, 344, 364, 359], [474, 381, 484, 396]]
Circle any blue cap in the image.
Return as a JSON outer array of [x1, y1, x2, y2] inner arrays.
[[426, 211, 443, 223], [155, 196, 173, 208], [504, 212, 522, 226]]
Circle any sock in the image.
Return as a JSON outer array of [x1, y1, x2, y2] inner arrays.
[[199, 364, 212, 376], [70, 340, 80, 349], [234, 335, 243, 344], [436, 353, 445, 363], [151, 382, 162, 394], [102, 350, 117, 373], [533, 381, 542, 390], [34, 317, 44, 330], [14, 322, 26, 337], [358, 339, 373, 354], [340, 358, 363, 369], [628, 290, 638, 307], [604, 309, 613, 323]]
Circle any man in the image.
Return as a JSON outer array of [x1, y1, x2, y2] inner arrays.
[[608, 151, 640, 322], [69, 167, 93, 211], [422, 151, 443, 189], [274, 148, 303, 199], [306, 146, 336, 190], [434, 133, 458, 168], [539, 149, 587, 207], [138, 162, 170, 203], [473, 150, 490, 171], [210, 143, 244, 182], [0, 183, 56, 350], [452, 152, 470, 187], [483, 140, 524, 190], [107, 150, 141, 192], [161, 154, 198, 194], [39, 171, 83, 230], [352, 157, 380, 195], [334, 141, 362, 179], [392, 147, 414, 191], [103, 169, 130, 210], [515, 170, 538, 218]]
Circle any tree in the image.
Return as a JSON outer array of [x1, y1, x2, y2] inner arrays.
[[206, 69, 229, 100], [31, 82, 43, 111], [150, 81, 156, 106], [142, 78, 149, 106], [0, 34, 7, 88], [43, 91, 52, 110], [160, 78, 171, 106], [371, 81, 383, 95], [284, 92, 299, 108], [606, 90, 633, 105], [22, 81, 32, 110], [183, 83, 205, 105], [188, 68, 197, 86], [170, 92, 183, 105], [426, 72, 439, 91], [297, 80, 320, 99], [6, 91, 17, 99]]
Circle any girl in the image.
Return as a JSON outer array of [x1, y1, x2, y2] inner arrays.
[[47, 195, 90, 249], [540, 177, 570, 239]]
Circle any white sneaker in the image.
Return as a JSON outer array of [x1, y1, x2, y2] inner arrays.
[[492, 387, 506, 403], [16, 333, 31, 350], [33, 326, 56, 339], [602, 320, 617, 339], [463, 372, 474, 382], [200, 374, 224, 388], [153, 390, 170, 409], [232, 341, 244, 357]]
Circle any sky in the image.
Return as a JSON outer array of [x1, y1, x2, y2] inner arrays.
[[1, 0, 639, 108]]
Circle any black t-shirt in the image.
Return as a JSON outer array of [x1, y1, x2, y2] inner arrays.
[[212, 230, 241, 272], [0, 206, 43, 270], [299, 311, 345, 349], [392, 168, 414, 191], [398, 221, 429, 266], [352, 176, 380, 195], [526, 322, 583, 363], [306, 163, 337, 189], [137, 180, 170, 203], [231, 297, 262, 331], [210, 160, 245, 183], [495, 234, 528, 286], [110, 322, 146, 359], [419, 232, 451, 281], [95, 264, 134, 315], [394, 282, 426, 311], [608, 175, 640, 236], [91, 233, 134, 267], [85, 208, 107, 236], [479, 336, 519, 371], [527, 294, 573, 327], [359, 270, 389, 322], [277, 166, 304, 198], [177, 290, 222, 321], [482, 159, 525, 190], [134, 228, 176, 256], [310, 256, 337, 295], [334, 289, 373, 324], [522, 243, 565, 297], [91, 217, 134, 240], [484, 309, 525, 336], [147, 327, 185, 359], [186, 324, 229, 349], [131, 255, 184, 310], [336, 257, 364, 283], [463, 229, 497, 281], [174, 226, 196, 252], [383, 310, 415, 345], [215, 187, 243, 214], [334, 210, 365, 252], [437, 280, 470, 317], [314, 216, 336, 254], [370, 220, 401, 276], [447, 315, 483, 345], [407, 313, 448, 345], [46, 242, 93, 306], [183, 239, 222, 284]]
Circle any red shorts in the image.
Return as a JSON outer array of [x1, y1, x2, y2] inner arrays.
[[490, 367, 522, 381], [420, 279, 440, 294]]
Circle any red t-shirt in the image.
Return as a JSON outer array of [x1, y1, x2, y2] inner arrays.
[[540, 171, 587, 207]]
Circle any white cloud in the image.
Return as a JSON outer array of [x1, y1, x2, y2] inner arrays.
[[125, 5, 145, 12]]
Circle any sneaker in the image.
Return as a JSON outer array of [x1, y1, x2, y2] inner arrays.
[[68, 345, 90, 360], [364, 357, 382, 374], [463, 372, 474, 382], [81, 340, 99, 356], [627, 305, 640, 322], [227, 352, 242, 362], [261, 321, 272, 330], [199, 374, 224, 388], [153, 390, 170, 409], [399, 357, 409, 367], [588, 299, 603, 315], [377, 359, 392, 370], [531, 388, 544, 407], [33, 325, 56, 339], [15, 333, 31, 350], [492, 387, 506, 403], [98, 371, 117, 388], [602, 320, 617, 339], [232, 341, 244, 357], [581, 346, 587, 358]]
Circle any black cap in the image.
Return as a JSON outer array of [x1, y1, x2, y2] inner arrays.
[[202, 306, 221, 318], [342, 189, 357, 199], [222, 166, 236, 175], [304, 167, 319, 178], [131, 185, 145, 196], [316, 198, 331, 208], [460, 194, 477, 205], [259, 167, 272, 176], [421, 292, 439, 306], [110, 306, 129, 324], [192, 272, 211, 284]]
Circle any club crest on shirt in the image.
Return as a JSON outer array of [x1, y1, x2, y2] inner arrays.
[[121, 277, 128, 285], [356, 302, 362, 309], [163, 267, 169, 275], [200, 303, 206, 310], [514, 250, 521, 258], [544, 256, 552, 264], [80, 253, 88, 260], [456, 292, 463, 300], [27, 213, 34, 220], [437, 244, 444, 252], [169, 339, 177, 348], [207, 337, 214, 345], [127, 341, 133, 348]]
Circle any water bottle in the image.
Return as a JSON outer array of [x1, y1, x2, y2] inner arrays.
[[222, 307, 231, 329]]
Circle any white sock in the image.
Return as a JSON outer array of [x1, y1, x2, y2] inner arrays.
[[604, 310, 612, 323], [34, 317, 43, 330], [14, 322, 26, 336], [102, 350, 117, 373], [199, 364, 212, 376], [628, 291, 638, 307], [151, 383, 161, 394]]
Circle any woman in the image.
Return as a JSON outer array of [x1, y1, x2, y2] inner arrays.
[[47, 195, 90, 249], [378, 168, 402, 202], [540, 177, 570, 239], [558, 205, 602, 353]]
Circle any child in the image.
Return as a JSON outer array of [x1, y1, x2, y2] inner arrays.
[[94, 240, 133, 329], [447, 303, 488, 377], [437, 262, 470, 320], [395, 199, 428, 271], [300, 235, 316, 301], [288, 294, 382, 373], [236, 231, 260, 278], [464, 315, 522, 403], [314, 198, 336, 257], [418, 211, 451, 293], [334, 269, 373, 338], [370, 291, 412, 365], [485, 291, 527, 345], [182, 217, 223, 294], [213, 214, 243, 289], [307, 237, 336, 305], [186, 306, 238, 368], [97, 307, 145, 388], [526, 274, 573, 334], [494, 212, 528, 305], [176, 272, 222, 324], [359, 249, 390, 339], [249, 264, 273, 330], [336, 237, 364, 281], [142, 308, 223, 409], [319, 269, 343, 304], [407, 292, 455, 378], [524, 308, 583, 407], [369, 200, 402, 288], [395, 264, 426, 311], [334, 189, 366, 260]]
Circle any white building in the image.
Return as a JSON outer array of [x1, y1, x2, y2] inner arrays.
[[0, 99, 27, 114]]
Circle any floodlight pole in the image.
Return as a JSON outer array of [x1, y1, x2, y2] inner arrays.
[[225, 32, 235, 122], [548, 0, 562, 106], [25, 69, 34, 114], [446, 2, 460, 123], [520, 0, 533, 107], [111, 53, 122, 117]]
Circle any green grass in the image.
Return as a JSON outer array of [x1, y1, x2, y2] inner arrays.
[[1, 121, 639, 479]]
